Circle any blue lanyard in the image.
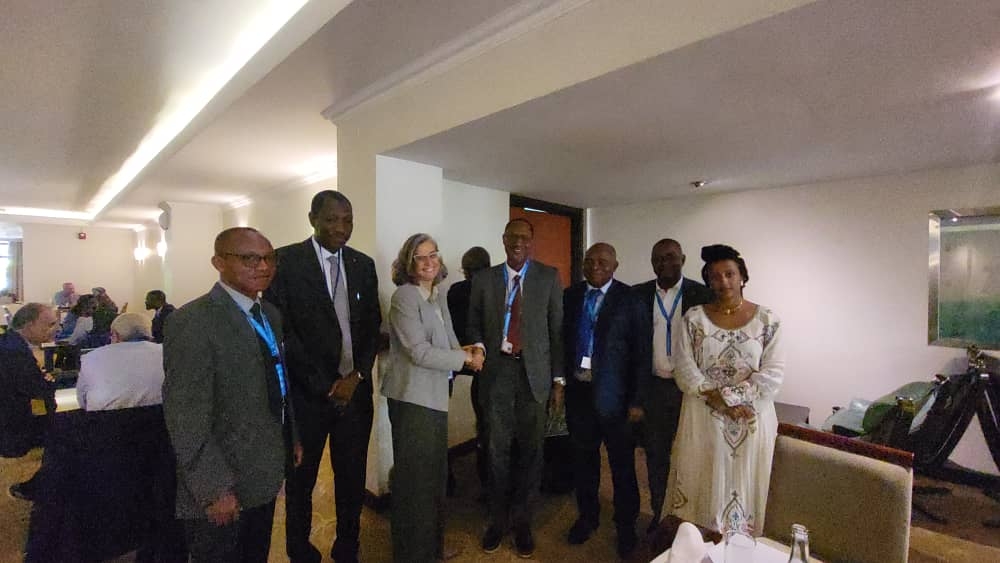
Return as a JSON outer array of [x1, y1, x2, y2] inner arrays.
[[655, 288, 683, 355], [246, 307, 288, 398], [501, 261, 530, 340]]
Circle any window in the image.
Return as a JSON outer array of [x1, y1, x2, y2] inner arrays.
[[0, 240, 23, 302]]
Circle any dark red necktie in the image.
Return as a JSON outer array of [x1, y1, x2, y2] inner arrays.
[[508, 275, 522, 355]]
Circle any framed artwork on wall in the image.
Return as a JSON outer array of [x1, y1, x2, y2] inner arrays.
[[928, 207, 1000, 350]]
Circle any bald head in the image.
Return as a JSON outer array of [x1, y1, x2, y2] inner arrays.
[[583, 242, 618, 288]]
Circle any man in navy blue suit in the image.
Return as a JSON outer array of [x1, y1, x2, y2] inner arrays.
[[562, 243, 640, 558]]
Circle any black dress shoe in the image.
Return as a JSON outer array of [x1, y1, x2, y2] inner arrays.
[[8, 483, 34, 501], [567, 518, 598, 544], [513, 525, 535, 559], [616, 527, 638, 559], [481, 526, 503, 553]]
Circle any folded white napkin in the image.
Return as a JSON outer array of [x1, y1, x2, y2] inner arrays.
[[668, 522, 709, 563]]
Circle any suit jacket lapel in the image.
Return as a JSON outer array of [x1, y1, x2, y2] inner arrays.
[[208, 284, 259, 357], [297, 239, 334, 303], [492, 265, 507, 327]]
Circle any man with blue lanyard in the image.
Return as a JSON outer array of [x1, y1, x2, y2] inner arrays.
[[562, 243, 642, 558], [163, 227, 301, 563], [467, 218, 564, 558], [631, 238, 713, 535]]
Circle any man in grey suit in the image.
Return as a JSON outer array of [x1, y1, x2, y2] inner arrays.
[[631, 238, 712, 534], [468, 218, 564, 558], [163, 227, 300, 562]]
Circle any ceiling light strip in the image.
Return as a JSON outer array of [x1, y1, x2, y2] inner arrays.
[[86, 0, 310, 218]]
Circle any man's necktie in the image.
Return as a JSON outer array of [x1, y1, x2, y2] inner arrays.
[[250, 303, 283, 420], [577, 288, 601, 366], [508, 274, 523, 355], [329, 254, 355, 375]]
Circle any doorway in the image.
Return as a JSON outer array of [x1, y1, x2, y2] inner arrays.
[[509, 195, 583, 288]]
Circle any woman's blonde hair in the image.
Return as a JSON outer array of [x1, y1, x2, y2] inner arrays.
[[391, 233, 449, 287]]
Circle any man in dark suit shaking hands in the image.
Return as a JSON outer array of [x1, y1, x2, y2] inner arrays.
[[163, 227, 300, 562], [563, 243, 641, 558], [467, 218, 564, 558], [631, 238, 712, 534], [265, 190, 381, 563]]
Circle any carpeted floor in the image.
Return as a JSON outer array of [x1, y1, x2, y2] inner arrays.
[[3, 446, 999, 562]]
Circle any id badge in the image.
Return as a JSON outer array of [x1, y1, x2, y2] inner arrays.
[[580, 356, 591, 369], [501, 339, 513, 354]]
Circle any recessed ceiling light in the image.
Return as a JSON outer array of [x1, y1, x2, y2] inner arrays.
[[691, 180, 707, 189]]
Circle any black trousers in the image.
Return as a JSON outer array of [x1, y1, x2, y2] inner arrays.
[[285, 387, 374, 563], [388, 398, 448, 563], [565, 382, 639, 530], [642, 377, 684, 520], [480, 355, 546, 531], [184, 499, 275, 563]]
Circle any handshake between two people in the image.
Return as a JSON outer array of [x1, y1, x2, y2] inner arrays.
[[462, 345, 485, 372]]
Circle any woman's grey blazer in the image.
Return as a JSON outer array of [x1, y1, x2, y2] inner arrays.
[[382, 283, 466, 412]]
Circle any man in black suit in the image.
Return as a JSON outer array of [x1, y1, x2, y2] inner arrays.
[[1, 303, 58, 501], [145, 290, 175, 344], [447, 246, 491, 492], [265, 190, 381, 563], [631, 238, 712, 533], [563, 243, 641, 558], [163, 227, 300, 562], [467, 218, 564, 558]]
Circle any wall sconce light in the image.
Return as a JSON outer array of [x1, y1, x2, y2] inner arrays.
[[134, 246, 151, 261], [156, 228, 167, 257]]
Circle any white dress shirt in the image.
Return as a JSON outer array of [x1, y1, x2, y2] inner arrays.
[[76, 340, 165, 411], [652, 278, 684, 379]]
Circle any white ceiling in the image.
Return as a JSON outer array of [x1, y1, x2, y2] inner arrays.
[[1, 0, 516, 227], [3, 0, 1000, 229], [389, 0, 1000, 208]]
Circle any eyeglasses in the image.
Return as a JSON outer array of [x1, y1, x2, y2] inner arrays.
[[219, 252, 278, 268], [413, 251, 440, 263]]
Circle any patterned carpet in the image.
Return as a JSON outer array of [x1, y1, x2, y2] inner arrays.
[[3, 446, 999, 562]]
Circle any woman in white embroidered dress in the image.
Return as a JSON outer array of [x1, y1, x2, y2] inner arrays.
[[666, 244, 785, 535]]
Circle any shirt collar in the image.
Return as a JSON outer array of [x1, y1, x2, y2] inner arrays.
[[416, 284, 438, 302], [586, 278, 614, 294], [218, 281, 258, 315], [311, 236, 341, 262]]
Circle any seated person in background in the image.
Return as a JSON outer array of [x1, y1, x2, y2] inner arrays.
[[0, 303, 58, 501], [91, 288, 119, 340], [144, 290, 176, 344], [56, 294, 96, 345], [52, 282, 79, 308], [76, 313, 164, 411]]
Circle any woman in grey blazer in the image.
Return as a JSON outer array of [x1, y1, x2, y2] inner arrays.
[[383, 233, 483, 563]]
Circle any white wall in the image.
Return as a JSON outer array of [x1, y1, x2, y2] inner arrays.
[[223, 183, 320, 248], [20, 223, 134, 309], [160, 202, 224, 307], [590, 162, 1000, 474]]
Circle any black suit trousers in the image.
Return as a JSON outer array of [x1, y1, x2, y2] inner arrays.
[[565, 382, 639, 529], [641, 377, 684, 520], [285, 385, 374, 563], [481, 354, 546, 531]]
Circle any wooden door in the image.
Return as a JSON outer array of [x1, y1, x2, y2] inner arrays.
[[510, 207, 572, 288]]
